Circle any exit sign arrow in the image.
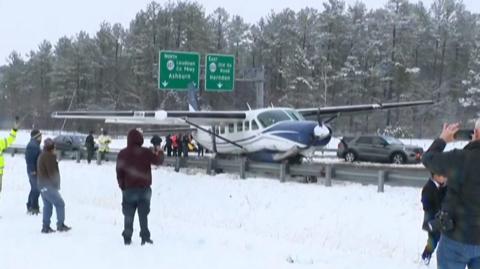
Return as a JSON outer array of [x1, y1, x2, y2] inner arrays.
[[161, 81, 168, 87], [217, 82, 223, 88]]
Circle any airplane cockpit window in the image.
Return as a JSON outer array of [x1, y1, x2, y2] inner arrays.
[[257, 110, 291, 127], [286, 110, 304, 121], [228, 123, 234, 133], [237, 122, 243, 132], [252, 120, 259, 130], [245, 121, 250, 131]]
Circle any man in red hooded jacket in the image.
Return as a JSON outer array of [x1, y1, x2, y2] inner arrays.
[[116, 129, 164, 245]]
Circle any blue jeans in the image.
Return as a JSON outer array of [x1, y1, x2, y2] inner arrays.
[[40, 187, 65, 228], [27, 173, 40, 210], [122, 187, 152, 240], [437, 235, 480, 269]]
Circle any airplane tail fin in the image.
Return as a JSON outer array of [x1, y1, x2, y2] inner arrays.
[[187, 82, 199, 112]]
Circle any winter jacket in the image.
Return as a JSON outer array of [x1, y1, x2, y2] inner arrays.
[[0, 129, 17, 175], [171, 135, 178, 149], [25, 138, 41, 174], [422, 138, 480, 244], [37, 150, 60, 190], [421, 179, 447, 230], [165, 135, 172, 147], [116, 129, 164, 191], [85, 134, 95, 150], [98, 135, 111, 153]]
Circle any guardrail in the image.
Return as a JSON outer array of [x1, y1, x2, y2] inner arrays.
[[4, 145, 429, 191]]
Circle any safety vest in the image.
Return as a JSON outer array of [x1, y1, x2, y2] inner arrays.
[[0, 129, 17, 175], [98, 135, 111, 153]]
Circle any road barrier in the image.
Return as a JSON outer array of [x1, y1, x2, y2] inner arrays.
[[5, 145, 429, 191]]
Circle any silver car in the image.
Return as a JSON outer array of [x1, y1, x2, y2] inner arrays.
[[337, 135, 423, 164]]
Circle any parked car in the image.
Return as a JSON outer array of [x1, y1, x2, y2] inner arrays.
[[53, 135, 86, 151], [337, 135, 423, 164]]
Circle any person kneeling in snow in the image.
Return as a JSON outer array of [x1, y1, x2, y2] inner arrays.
[[116, 129, 164, 245], [37, 138, 70, 233], [420, 173, 447, 265]]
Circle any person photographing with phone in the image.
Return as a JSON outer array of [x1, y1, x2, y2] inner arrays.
[[422, 120, 480, 268]]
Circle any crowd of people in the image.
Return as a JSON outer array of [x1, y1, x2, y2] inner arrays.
[[83, 131, 204, 162], [163, 133, 204, 158]]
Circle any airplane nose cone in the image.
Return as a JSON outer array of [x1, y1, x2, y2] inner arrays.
[[314, 125, 330, 138]]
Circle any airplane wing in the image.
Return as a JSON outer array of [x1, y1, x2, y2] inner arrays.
[[51, 110, 247, 126], [296, 100, 434, 117]]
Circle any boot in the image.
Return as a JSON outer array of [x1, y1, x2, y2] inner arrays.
[[41, 226, 55, 233], [141, 238, 153, 245], [57, 223, 71, 232], [124, 237, 132, 245], [421, 248, 432, 265], [31, 208, 40, 215]]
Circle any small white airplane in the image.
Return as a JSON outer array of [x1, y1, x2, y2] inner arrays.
[[52, 99, 433, 163]]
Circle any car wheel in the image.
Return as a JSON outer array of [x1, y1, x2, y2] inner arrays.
[[344, 151, 356, 162], [391, 153, 406, 164]]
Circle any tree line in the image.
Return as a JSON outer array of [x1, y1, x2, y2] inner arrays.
[[0, 0, 479, 137]]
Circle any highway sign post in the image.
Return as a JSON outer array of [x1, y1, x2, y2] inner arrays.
[[158, 51, 200, 90], [205, 54, 235, 92]]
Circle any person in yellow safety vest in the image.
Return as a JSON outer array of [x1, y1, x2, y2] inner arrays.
[[98, 129, 112, 161], [0, 128, 18, 194]]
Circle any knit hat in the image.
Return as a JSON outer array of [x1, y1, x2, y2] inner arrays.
[[30, 129, 41, 139], [43, 138, 55, 151]]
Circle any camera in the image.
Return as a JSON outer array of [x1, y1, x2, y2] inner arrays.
[[454, 129, 474, 140]]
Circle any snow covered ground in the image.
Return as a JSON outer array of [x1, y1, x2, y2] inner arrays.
[[1, 155, 433, 269]]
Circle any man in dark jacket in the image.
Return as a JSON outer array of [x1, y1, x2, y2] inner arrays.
[[422, 121, 480, 268], [25, 129, 42, 215], [165, 134, 172, 157], [85, 130, 95, 164], [116, 129, 164, 245], [37, 138, 70, 233], [420, 173, 447, 265], [150, 135, 162, 152]]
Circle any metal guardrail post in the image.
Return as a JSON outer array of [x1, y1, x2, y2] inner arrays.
[[174, 157, 181, 172], [96, 151, 101, 165], [280, 161, 288, 183], [207, 158, 216, 176], [325, 166, 332, 187], [378, 170, 386, 193], [240, 157, 247, 179], [76, 151, 81, 163], [11, 148, 16, 157]]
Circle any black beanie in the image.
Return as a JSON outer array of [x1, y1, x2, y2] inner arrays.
[[31, 129, 41, 139]]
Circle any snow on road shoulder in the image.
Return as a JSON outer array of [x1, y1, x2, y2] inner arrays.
[[1, 155, 430, 269]]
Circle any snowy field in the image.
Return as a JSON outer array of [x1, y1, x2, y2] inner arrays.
[[1, 155, 435, 269]]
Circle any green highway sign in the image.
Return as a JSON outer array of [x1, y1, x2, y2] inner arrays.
[[158, 51, 200, 90], [205, 54, 235, 92]]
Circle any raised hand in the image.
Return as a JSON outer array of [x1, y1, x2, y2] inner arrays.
[[439, 122, 460, 143]]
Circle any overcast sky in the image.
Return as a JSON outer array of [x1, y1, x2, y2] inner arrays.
[[1, 0, 479, 65]]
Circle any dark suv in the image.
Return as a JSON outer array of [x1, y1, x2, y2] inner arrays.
[[337, 135, 423, 164]]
